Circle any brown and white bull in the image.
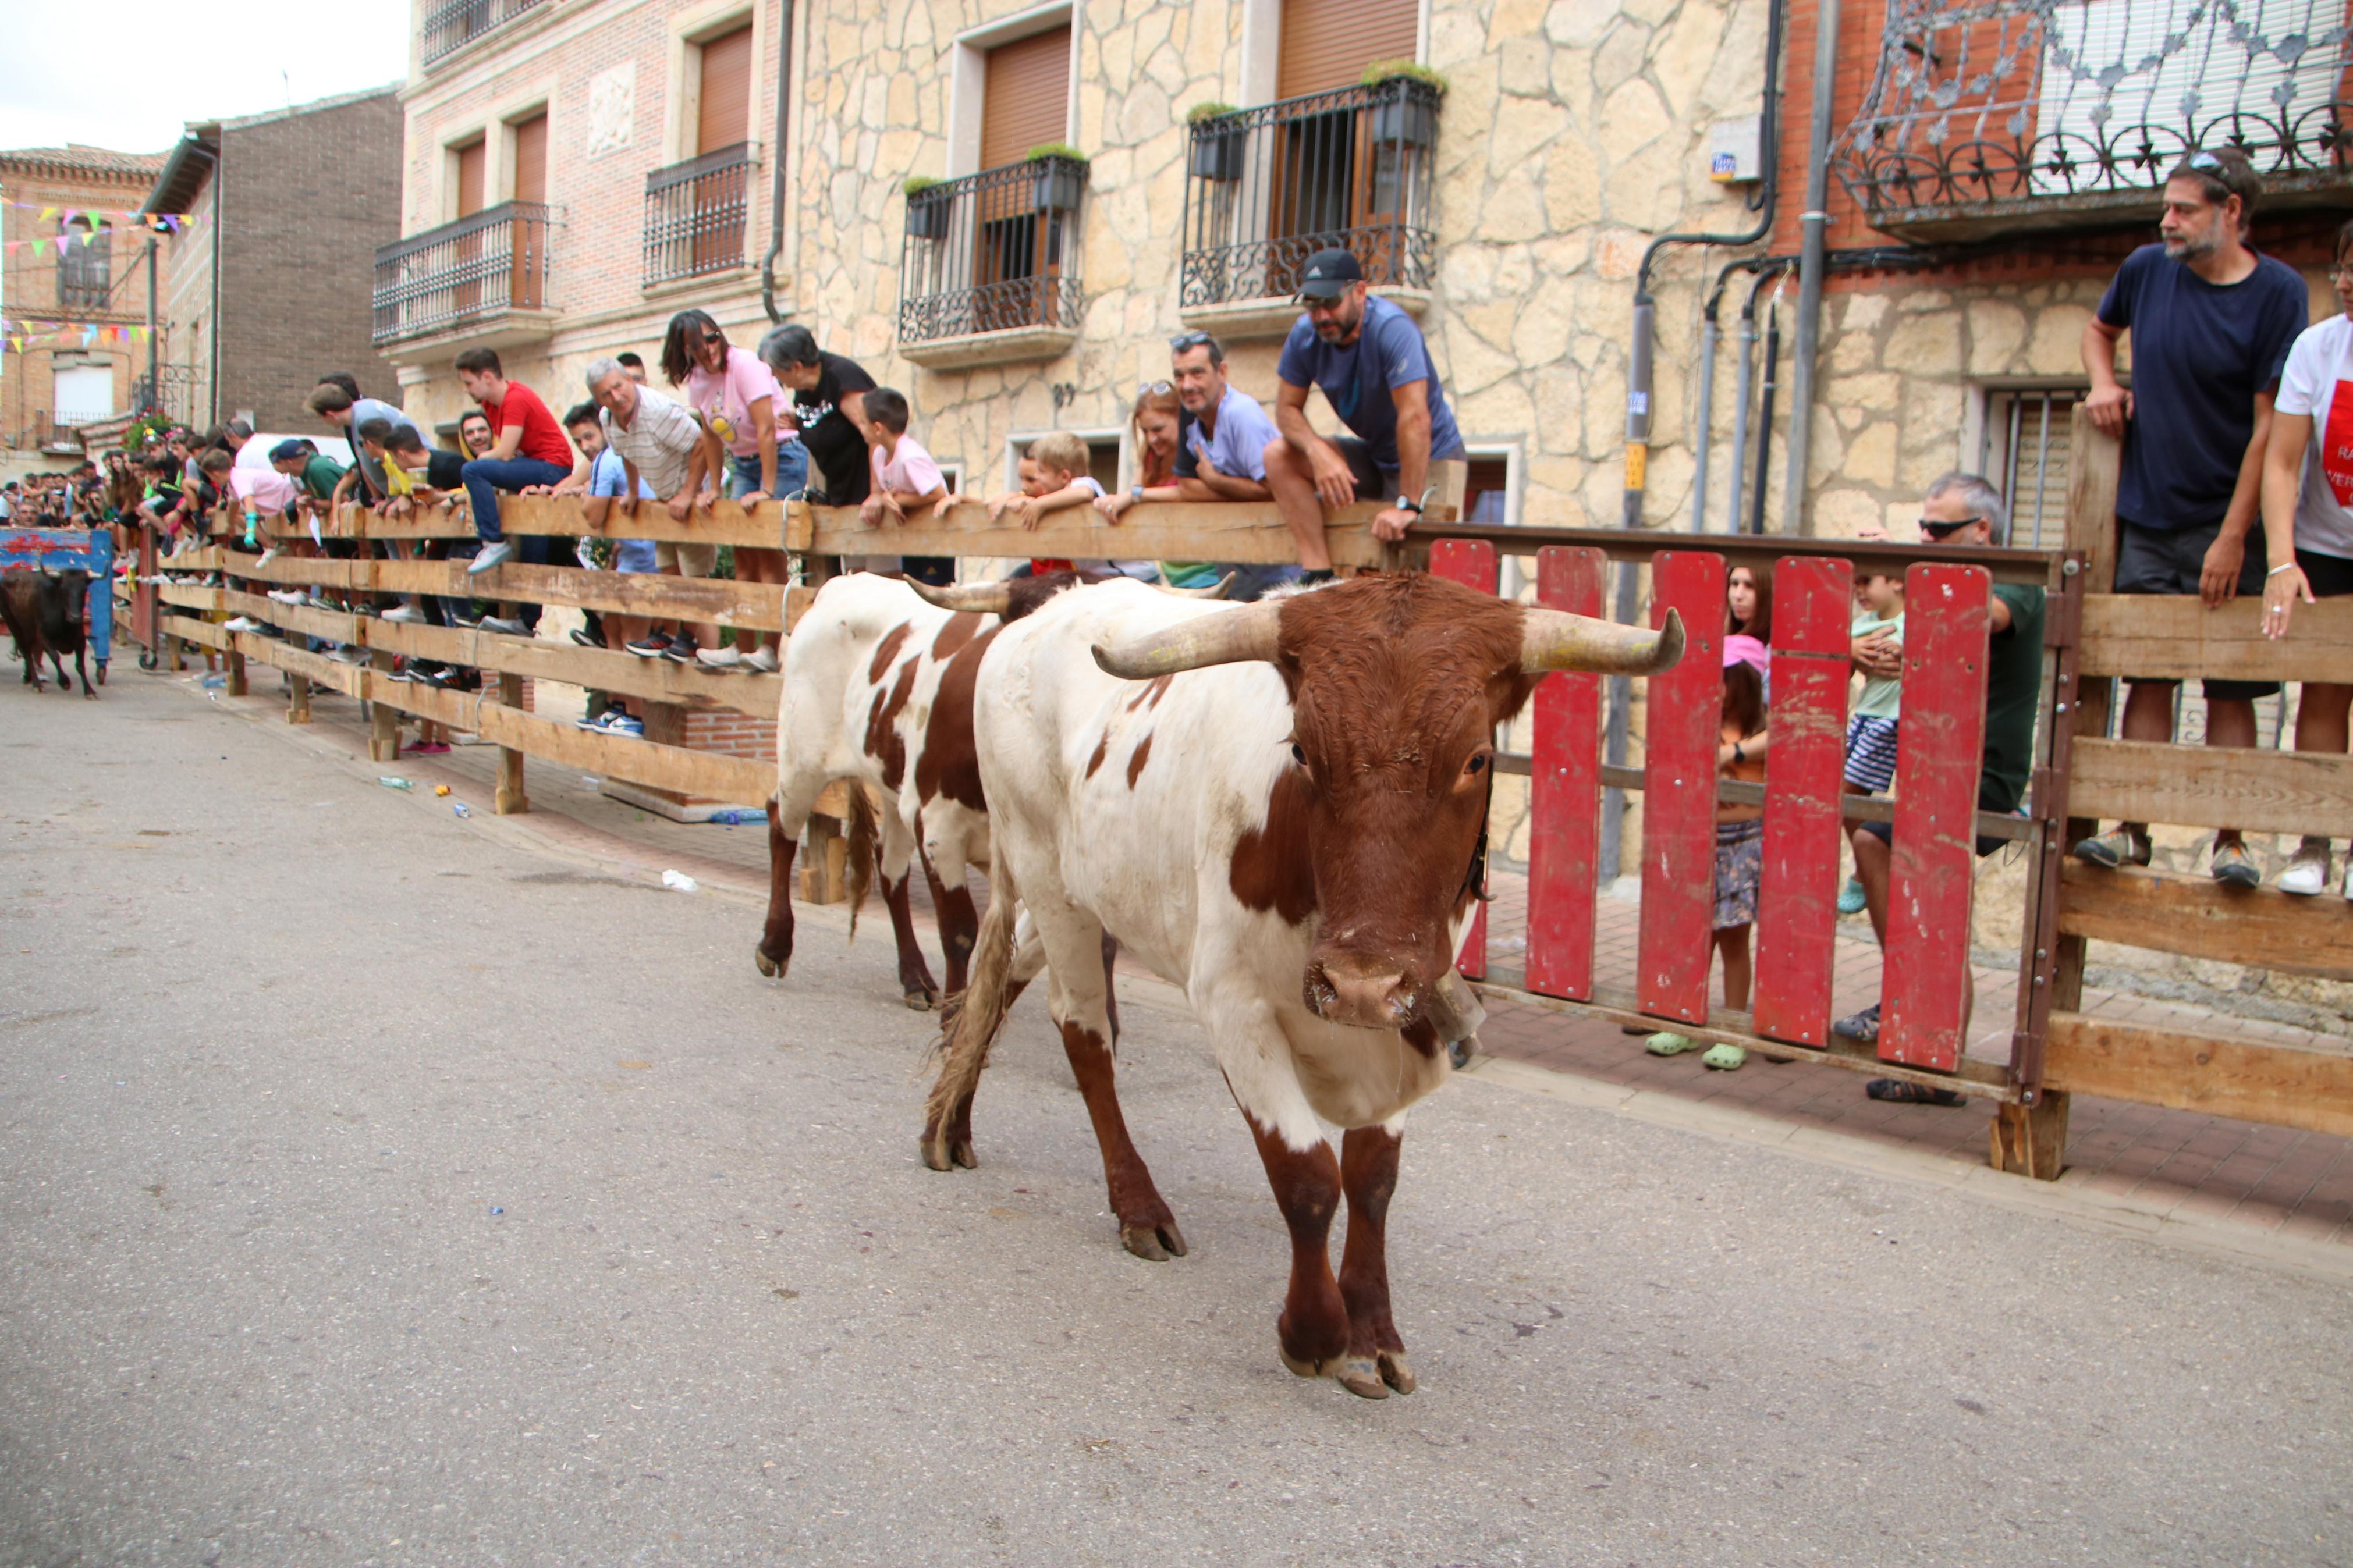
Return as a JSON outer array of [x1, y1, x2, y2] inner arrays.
[[920, 572, 1681, 1398]]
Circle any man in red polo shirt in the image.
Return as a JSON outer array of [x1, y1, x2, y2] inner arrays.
[[457, 347, 577, 577]]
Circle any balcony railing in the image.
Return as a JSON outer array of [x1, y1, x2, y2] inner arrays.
[[372, 201, 555, 348], [643, 144, 752, 288], [897, 157, 1087, 344], [421, 0, 544, 66], [1179, 79, 1439, 309], [1834, 0, 2353, 238]]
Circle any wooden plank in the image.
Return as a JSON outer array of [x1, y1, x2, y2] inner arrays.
[[1636, 551, 1726, 1026], [361, 618, 780, 717], [2065, 404, 2120, 594], [372, 559, 807, 632], [217, 550, 375, 588], [364, 678, 778, 802], [1525, 546, 1605, 1001], [2044, 1012, 2353, 1138], [1881, 563, 1990, 1072], [2057, 860, 2353, 980], [221, 588, 363, 648], [154, 584, 224, 613], [1431, 540, 1497, 980], [233, 630, 366, 697], [2071, 738, 2353, 837], [159, 613, 227, 650], [1751, 556, 1852, 1047], [2078, 593, 2353, 682], [801, 499, 1392, 570]]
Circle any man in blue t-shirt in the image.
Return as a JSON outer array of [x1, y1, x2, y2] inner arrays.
[[1264, 247, 1465, 578], [2075, 147, 2310, 888]]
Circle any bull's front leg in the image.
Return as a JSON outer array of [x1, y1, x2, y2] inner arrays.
[[1339, 1122, 1413, 1395], [1242, 1111, 1389, 1396]]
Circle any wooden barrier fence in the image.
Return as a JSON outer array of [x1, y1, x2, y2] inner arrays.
[[111, 421, 2351, 1177]]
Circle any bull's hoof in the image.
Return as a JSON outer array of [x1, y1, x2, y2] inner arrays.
[[918, 1122, 976, 1172], [754, 947, 785, 979], [1119, 1218, 1187, 1261], [1336, 1357, 1391, 1400], [902, 984, 938, 1012], [1376, 1350, 1417, 1395]]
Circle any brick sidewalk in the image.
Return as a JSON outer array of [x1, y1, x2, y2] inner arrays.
[[212, 676, 2353, 1252]]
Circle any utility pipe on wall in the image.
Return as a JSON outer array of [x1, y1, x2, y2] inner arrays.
[[1783, 0, 1842, 536], [760, 0, 797, 323]]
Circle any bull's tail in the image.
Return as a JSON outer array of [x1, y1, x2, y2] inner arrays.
[[843, 784, 879, 942], [921, 854, 1020, 1171]]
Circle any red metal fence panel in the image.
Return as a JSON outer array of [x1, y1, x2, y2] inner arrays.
[[1431, 539, 1498, 980], [1525, 546, 1606, 1000], [1637, 552, 1726, 1025], [1881, 563, 1991, 1071], [1751, 556, 1852, 1046]]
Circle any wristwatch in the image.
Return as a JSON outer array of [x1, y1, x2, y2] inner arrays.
[[1394, 495, 1424, 514], [1130, 485, 1146, 502]]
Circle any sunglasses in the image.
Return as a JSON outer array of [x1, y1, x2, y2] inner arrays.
[[1919, 514, 1983, 539], [1135, 379, 1173, 397], [1168, 330, 1214, 353]]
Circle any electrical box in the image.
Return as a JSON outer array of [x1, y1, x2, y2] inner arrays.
[[1708, 115, 1763, 183]]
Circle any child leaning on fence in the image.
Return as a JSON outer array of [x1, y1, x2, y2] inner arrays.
[[1646, 633, 1774, 1072]]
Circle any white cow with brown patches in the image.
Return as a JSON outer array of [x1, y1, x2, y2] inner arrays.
[[921, 573, 1681, 1398]]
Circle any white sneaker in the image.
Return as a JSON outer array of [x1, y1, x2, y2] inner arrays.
[[381, 603, 426, 624], [2280, 848, 2331, 897], [328, 645, 370, 664], [743, 645, 779, 673], [697, 645, 744, 670], [255, 548, 277, 568], [223, 615, 260, 632], [267, 589, 303, 605]]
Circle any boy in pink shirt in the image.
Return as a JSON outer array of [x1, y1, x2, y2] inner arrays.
[[854, 386, 952, 585]]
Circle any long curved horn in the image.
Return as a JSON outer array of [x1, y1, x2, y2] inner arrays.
[[906, 578, 1013, 615], [1091, 600, 1283, 679], [1520, 606, 1686, 676], [1149, 570, 1237, 600]]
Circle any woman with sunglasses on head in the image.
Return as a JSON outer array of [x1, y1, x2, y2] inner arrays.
[[1094, 381, 1216, 588], [663, 308, 800, 671], [2251, 215, 2353, 898]]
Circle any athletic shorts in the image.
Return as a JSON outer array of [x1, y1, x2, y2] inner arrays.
[[2297, 546, 2353, 599], [656, 541, 718, 578], [2114, 517, 2278, 701], [615, 539, 658, 574], [1843, 713, 1899, 794]]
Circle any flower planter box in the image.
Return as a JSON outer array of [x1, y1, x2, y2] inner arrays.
[[1189, 125, 1245, 181], [1367, 84, 1439, 149], [906, 191, 951, 240], [1031, 158, 1087, 212]]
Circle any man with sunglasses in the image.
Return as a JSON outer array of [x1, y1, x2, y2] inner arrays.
[[1832, 474, 2045, 1100], [2074, 146, 2309, 886], [1263, 248, 1464, 577]]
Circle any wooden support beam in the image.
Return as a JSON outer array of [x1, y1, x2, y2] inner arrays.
[[1989, 1091, 2071, 1180], [2079, 593, 2353, 684], [495, 671, 528, 815], [2057, 860, 2353, 980], [360, 618, 780, 717], [2044, 1013, 2353, 1138], [2070, 738, 2353, 837], [370, 559, 807, 632], [797, 497, 1392, 569]]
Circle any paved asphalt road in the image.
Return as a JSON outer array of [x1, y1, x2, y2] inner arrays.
[[3, 675, 2349, 1567]]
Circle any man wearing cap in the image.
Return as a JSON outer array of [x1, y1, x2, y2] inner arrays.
[[1262, 247, 1466, 576], [2072, 145, 2309, 888]]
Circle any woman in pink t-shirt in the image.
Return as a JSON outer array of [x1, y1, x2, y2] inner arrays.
[[662, 309, 799, 672]]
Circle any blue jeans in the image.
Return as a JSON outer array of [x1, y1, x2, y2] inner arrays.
[[462, 456, 573, 542], [726, 439, 810, 500]]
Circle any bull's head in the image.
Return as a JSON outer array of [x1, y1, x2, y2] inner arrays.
[[1093, 574, 1682, 1033]]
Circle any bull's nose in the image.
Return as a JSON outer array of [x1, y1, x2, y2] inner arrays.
[[1305, 960, 1422, 1029]]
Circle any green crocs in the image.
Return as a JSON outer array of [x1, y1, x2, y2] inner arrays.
[[1645, 1032, 1700, 1056], [1702, 1044, 1748, 1071]]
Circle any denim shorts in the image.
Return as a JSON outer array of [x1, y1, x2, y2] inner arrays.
[[615, 538, 658, 574], [728, 440, 811, 501]]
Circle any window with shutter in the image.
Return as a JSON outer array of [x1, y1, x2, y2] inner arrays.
[[1979, 386, 2085, 550], [1278, 0, 1418, 99], [697, 23, 754, 157], [510, 112, 548, 204], [509, 113, 548, 308], [455, 139, 487, 216], [980, 26, 1070, 171]]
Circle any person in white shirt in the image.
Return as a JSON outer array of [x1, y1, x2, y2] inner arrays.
[[853, 386, 951, 586], [2255, 218, 2353, 898]]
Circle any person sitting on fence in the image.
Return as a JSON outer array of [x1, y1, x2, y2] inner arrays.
[[853, 386, 952, 587], [666, 308, 800, 672], [560, 398, 656, 737], [585, 356, 725, 667], [1836, 568, 1906, 914], [1262, 247, 1467, 578], [1833, 473, 2046, 1105], [456, 347, 576, 582], [991, 431, 1105, 577], [1645, 635, 1774, 1071], [346, 417, 442, 629], [2075, 147, 2309, 889], [457, 408, 495, 458], [2255, 214, 2353, 900]]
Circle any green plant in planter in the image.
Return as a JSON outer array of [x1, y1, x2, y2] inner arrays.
[[903, 174, 951, 239], [1185, 102, 1245, 181], [903, 175, 942, 195], [1361, 59, 1449, 91], [1186, 101, 1238, 122], [1025, 144, 1089, 210], [1361, 61, 1445, 148]]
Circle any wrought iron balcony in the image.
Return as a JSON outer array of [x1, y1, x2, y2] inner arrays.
[[643, 144, 752, 288], [421, 0, 544, 66], [896, 158, 1087, 365], [372, 201, 555, 349], [1179, 79, 1439, 316], [1834, 0, 2353, 241]]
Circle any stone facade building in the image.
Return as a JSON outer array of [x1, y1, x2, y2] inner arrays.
[[142, 87, 404, 435], [0, 144, 167, 477]]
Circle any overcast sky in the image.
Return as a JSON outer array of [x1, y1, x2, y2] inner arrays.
[[0, 1, 408, 157]]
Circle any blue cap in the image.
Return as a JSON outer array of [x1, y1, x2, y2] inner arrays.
[[269, 439, 307, 463]]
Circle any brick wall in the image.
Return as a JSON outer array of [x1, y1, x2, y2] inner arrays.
[[679, 706, 777, 765], [218, 90, 403, 428]]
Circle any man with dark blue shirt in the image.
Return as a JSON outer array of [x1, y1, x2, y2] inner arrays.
[[2075, 147, 2309, 888], [1264, 248, 1465, 577]]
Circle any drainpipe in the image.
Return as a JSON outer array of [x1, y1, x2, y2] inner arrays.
[[1722, 260, 1791, 538], [760, 0, 797, 323], [1599, 0, 1784, 882], [145, 238, 158, 408], [1751, 276, 1788, 535], [1782, 0, 1841, 536]]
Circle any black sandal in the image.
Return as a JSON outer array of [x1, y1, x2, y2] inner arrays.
[[1866, 1078, 1964, 1107]]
